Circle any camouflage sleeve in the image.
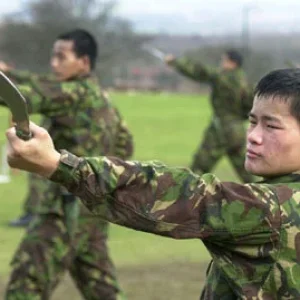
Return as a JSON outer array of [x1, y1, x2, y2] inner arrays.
[[171, 57, 218, 83], [6, 69, 54, 85], [113, 107, 134, 160], [0, 70, 36, 107], [50, 150, 281, 242], [6, 70, 39, 84], [3, 70, 78, 117]]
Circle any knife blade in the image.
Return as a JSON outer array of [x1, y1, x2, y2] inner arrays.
[[0, 71, 31, 140]]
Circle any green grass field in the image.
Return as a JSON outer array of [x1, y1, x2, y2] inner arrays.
[[0, 91, 241, 299]]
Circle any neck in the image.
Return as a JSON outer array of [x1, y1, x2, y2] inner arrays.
[[66, 71, 91, 81]]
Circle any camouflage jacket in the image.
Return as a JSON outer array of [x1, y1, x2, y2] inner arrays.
[[1, 70, 133, 214], [51, 152, 300, 299], [171, 57, 253, 122]]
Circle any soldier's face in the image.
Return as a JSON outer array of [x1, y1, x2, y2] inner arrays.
[[220, 55, 237, 71], [50, 40, 90, 81], [245, 96, 300, 177]]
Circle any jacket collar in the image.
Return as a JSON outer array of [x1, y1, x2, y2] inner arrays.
[[261, 172, 300, 184]]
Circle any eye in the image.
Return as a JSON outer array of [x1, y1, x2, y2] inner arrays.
[[266, 124, 280, 129], [53, 53, 65, 60], [248, 118, 256, 125]]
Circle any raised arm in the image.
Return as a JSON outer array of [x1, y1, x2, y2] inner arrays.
[[169, 56, 219, 83], [6, 121, 281, 243], [0, 69, 82, 117], [5, 69, 52, 85]]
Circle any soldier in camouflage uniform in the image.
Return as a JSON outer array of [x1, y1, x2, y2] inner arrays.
[[2, 29, 133, 299], [7, 68, 300, 299], [166, 50, 254, 182]]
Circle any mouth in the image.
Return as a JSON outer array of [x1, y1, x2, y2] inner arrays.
[[53, 71, 61, 77], [246, 149, 261, 159]]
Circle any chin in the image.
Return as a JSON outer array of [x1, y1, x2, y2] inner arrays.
[[53, 73, 64, 81], [245, 164, 277, 178], [245, 161, 262, 177]]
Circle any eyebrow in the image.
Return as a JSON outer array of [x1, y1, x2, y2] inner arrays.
[[248, 113, 281, 123]]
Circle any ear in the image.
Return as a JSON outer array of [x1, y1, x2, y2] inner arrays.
[[81, 55, 91, 70], [233, 61, 239, 69]]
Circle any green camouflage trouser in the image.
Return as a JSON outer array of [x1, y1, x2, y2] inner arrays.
[[24, 115, 50, 215], [5, 214, 125, 300], [200, 260, 236, 299], [23, 173, 44, 215], [190, 119, 254, 183]]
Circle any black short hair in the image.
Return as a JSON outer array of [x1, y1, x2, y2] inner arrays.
[[254, 68, 300, 121], [57, 29, 98, 70], [225, 49, 243, 67]]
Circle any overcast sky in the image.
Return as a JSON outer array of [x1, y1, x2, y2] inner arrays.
[[1, 0, 300, 35]]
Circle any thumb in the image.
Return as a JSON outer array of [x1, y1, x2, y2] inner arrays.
[[28, 121, 49, 139]]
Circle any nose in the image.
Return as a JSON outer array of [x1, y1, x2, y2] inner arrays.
[[247, 124, 263, 145], [50, 57, 58, 70]]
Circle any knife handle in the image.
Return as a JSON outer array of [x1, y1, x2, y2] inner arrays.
[[15, 121, 32, 141]]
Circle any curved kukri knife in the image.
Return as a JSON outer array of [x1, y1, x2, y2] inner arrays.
[[0, 71, 31, 140]]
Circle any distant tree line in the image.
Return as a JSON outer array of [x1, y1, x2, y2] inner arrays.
[[1, 1, 300, 90]]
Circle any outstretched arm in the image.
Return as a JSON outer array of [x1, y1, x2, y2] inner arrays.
[[6, 123, 280, 244], [14, 76, 81, 117], [0, 66, 81, 117], [167, 56, 218, 83]]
